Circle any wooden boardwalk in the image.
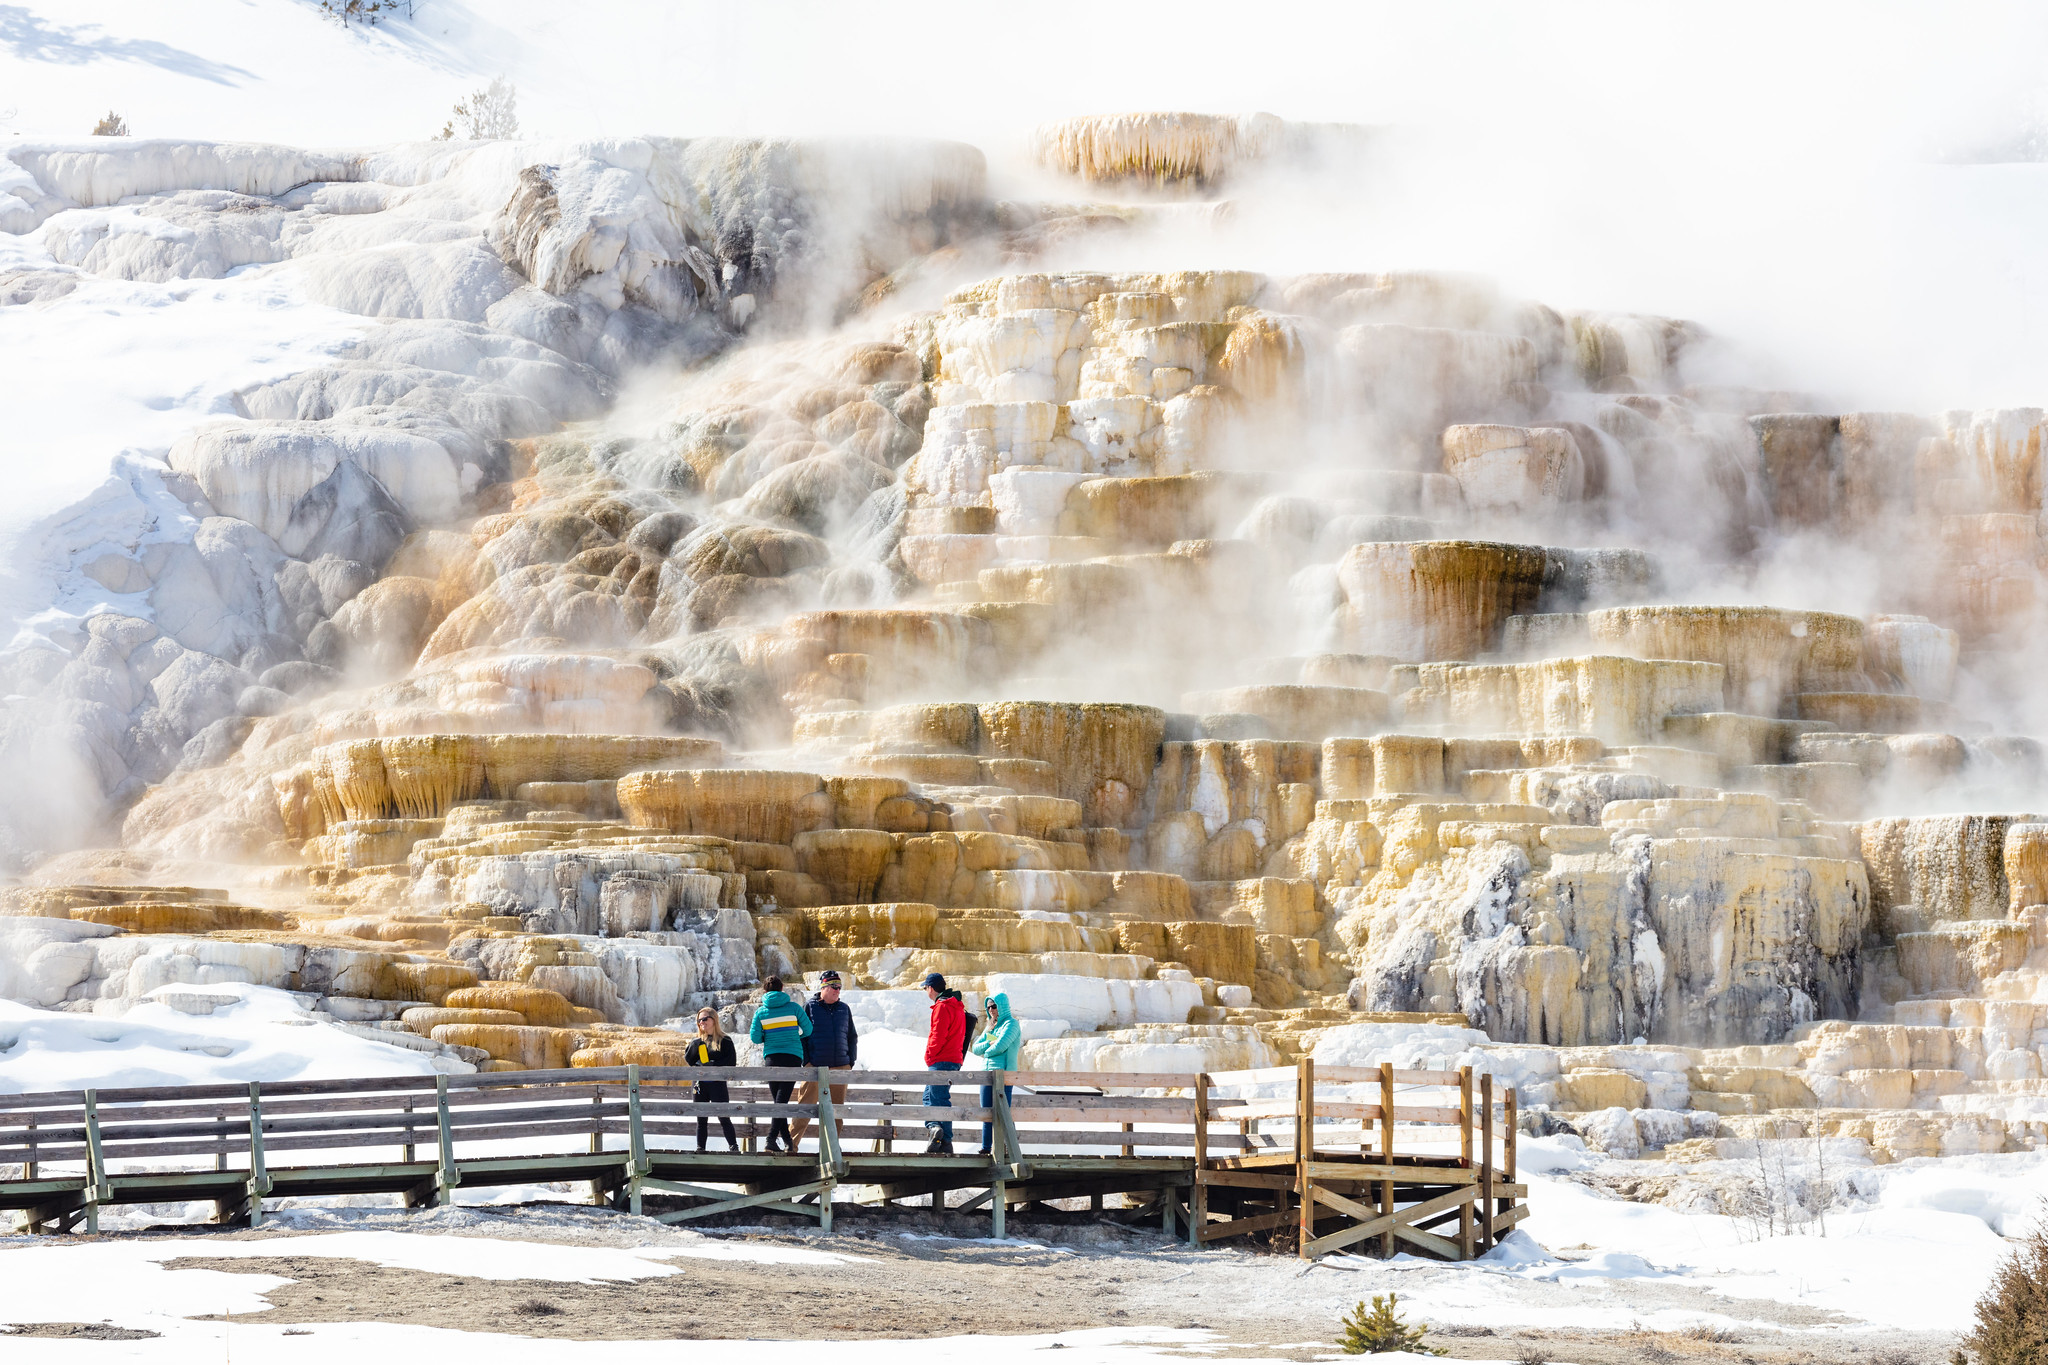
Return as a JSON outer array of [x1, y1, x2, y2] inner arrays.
[[0, 1060, 1523, 1258]]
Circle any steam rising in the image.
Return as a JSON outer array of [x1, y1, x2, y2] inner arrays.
[[14, 10, 2048, 1091]]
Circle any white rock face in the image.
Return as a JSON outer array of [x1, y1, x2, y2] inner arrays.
[[0, 132, 986, 865], [169, 424, 459, 550], [0, 917, 122, 1008]]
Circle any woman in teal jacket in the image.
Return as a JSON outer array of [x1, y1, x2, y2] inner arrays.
[[748, 977, 812, 1152], [970, 991, 1022, 1156]]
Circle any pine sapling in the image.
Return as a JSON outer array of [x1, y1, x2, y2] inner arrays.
[[1337, 1293, 1444, 1355]]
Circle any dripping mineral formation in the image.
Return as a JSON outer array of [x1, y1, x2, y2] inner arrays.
[[4, 117, 2048, 1178]]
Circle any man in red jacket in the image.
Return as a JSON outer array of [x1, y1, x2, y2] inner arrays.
[[922, 972, 967, 1154]]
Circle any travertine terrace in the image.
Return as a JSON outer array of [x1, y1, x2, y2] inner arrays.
[[8, 114, 2048, 1188]]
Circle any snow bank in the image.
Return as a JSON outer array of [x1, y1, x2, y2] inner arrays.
[[0, 982, 464, 1093], [1309, 1021, 1491, 1069]]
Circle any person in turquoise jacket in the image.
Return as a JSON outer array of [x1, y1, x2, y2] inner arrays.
[[748, 977, 813, 1152], [970, 991, 1022, 1156]]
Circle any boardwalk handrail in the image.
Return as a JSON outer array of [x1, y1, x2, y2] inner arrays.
[[0, 1062, 1525, 1254]]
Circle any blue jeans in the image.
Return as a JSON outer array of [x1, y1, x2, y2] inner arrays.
[[979, 1082, 1012, 1154], [923, 1061, 961, 1143]]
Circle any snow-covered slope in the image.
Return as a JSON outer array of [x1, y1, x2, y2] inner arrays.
[[0, 127, 983, 863]]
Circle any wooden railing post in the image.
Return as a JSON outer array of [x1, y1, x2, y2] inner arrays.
[[83, 1089, 106, 1234], [1504, 1085, 1518, 1230], [1458, 1066, 1473, 1166], [401, 1099, 415, 1166], [587, 1086, 605, 1205], [246, 1082, 271, 1229], [990, 1072, 1008, 1241], [816, 1069, 845, 1177], [1378, 1061, 1395, 1259], [1480, 1072, 1495, 1253], [1189, 1073, 1209, 1248], [816, 1070, 842, 1234], [21, 1112, 35, 1182], [1295, 1055, 1314, 1259], [1456, 1067, 1474, 1259], [625, 1065, 647, 1216], [434, 1074, 460, 1207]]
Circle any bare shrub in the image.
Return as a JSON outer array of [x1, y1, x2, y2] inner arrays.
[[512, 1297, 562, 1317], [317, 0, 416, 25], [1957, 1206, 2048, 1363], [435, 76, 518, 141], [1730, 1130, 1843, 1240], [90, 111, 129, 137]]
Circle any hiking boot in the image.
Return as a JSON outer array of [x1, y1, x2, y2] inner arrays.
[[922, 1134, 945, 1155]]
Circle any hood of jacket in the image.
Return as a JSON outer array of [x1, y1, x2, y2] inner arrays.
[[936, 988, 961, 1003], [760, 990, 793, 1009], [986, 991, 1012, 1021]]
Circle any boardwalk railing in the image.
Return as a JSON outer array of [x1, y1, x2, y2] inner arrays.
[[0, 1062, 1524, 1257]]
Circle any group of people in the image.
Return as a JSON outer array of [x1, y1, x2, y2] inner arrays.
[[684, 968, 859, 1152], [682, 970, 1019, 1157], [917, 971, 1020, 1155]]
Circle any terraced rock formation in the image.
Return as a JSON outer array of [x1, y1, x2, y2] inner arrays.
[[7, 116, 2048, 1176]]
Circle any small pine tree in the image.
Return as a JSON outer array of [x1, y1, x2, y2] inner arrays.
[[1337, 1294, 1444, 1356], [1957, 1210, 2048, 1363], [91, 111, 129, 137]]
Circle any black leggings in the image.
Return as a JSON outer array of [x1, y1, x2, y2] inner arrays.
[[766, 1053, 803, 1149], [696, 1116, 738, 1150]]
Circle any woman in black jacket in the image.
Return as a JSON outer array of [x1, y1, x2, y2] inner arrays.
[[687, 1006, 739, 1151]]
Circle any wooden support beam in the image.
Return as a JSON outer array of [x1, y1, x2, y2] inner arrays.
[[1198, 1168, 1293, 1190], [1303, 1162, 1478, 1183], [82, 1090, 105, 1235], [1479, 1072, 1494, 1253], [1503, 1087, 1518, 1229], [433, 1075, 459, 1207], [1378, 1061, 1394, 1260], [1198, 1207, 1293, 1242], [1393, 1219, 1465, 1261], [1458, 1063, 1475, 1261], [1296, 1055, 1314, 1260], [1301, 1183, 1482, 1259], [245, 1082, 271, 1229], [1189, 1073, 1209, 1248], [655, 1179, 831, 1224], [1309, 1183, 1378, 1222]]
